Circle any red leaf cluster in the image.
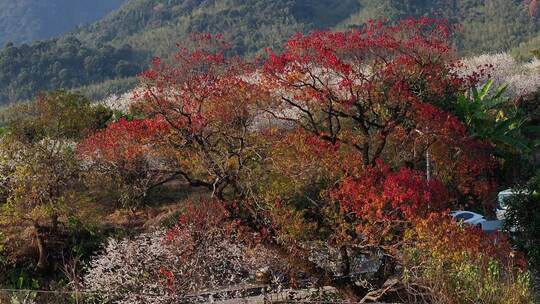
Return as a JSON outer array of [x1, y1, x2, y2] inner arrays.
[[77, 117, 170, 162], [411, 102, 497, 201], [332, 160, 448, 223], [262, 17, 468, 174]]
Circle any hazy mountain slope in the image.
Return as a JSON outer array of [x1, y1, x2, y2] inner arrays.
[[0, 37, 142, 103], [512, 33, 540, 60], [0, 0, 125, 46], [0, 0, 360, 104], [75, 0, 360, 57], [75, 0, 540, 56], [340, 0, 538, 56]]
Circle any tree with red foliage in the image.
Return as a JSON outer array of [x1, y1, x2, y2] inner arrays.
[[262, 17, 496, 205], [84, 20, 531, 302], [256, 18, 502, 300], [331, 160, 448, 246], [136, 34, 272, 201], [78, 117, 177, 208], [263, 18, 459, 163]]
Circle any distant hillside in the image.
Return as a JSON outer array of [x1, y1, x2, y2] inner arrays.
[[74, 0, 539, 57], [512, 32, 540, 60], [74, 0, 360, 57], [0, 37, 142, 103], [341, 0, 539, 56], [1, 0, 540, 105], [0, 0, 125, 46]]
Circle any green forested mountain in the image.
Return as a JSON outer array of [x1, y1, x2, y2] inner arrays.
[[0, 0, 125, 46], [73, 0, 539, 57], [74, 0, 360, 57], [341, 0, 538, 56], [0, 0, 539, 104], [0, 38, 142, 103]]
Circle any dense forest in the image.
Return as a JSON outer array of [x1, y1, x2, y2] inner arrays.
[[75, 0, 360, 56], [75, 0, 540, 56], [0, 38, 142, 103], [342, 0, 539, 55], [0, 0, 539, 104]]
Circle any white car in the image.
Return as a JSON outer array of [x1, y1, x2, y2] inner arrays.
[[449, 210, 486, 226]]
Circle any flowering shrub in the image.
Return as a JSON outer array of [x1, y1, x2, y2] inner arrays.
[[83, 200, 287, 303], [99, 90, 139, 114], [83, 230, 178, 304]]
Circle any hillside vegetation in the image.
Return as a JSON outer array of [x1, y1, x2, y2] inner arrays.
[[342, 0, 539, 56], [74, 0, 360, 57], [0, 38, 142, 103], [75, 0, 540, 56], [1, 21, 539, 303], [0, 0, 539, 104]]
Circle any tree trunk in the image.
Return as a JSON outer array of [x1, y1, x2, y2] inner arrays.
[[224, 202, 368, 301], [51, 214, 59, 232], [33, 224, 48, 272], [267, 242, 366, 302]]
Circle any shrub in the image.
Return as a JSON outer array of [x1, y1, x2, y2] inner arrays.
[[78, 117, 176, 209], [83, 200, 286, 304], [402, 215, 533, 304]]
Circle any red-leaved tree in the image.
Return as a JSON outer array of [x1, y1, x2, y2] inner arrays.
[[135, 35, 271, 201], [80, 20, 531, 302], [262, 17, 496, 205], [78, 117, 177, 208]]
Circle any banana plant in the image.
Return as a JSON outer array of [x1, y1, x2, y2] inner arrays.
[[453, 80, 538, 157]]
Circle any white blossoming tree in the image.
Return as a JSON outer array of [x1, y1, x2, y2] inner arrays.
[[82, 200, 288, 304], [456, 53, 540, 98]]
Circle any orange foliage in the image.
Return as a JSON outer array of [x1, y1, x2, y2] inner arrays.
[[402, 215, 531, 303]]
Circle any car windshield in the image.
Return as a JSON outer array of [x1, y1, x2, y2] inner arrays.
[[454, 213, 474, 220]]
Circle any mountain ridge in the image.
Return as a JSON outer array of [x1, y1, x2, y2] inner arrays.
[[1, 0, 540, 105], [0, 0, 126, 46]]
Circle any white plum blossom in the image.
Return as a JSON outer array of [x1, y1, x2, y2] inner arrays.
[[82, 231, 178, 304], [98, 90, 139, 114], [82, 228, 287, 304], [455, 53, 540, 98]]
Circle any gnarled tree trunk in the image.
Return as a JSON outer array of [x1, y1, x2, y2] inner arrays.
[[33, 223, 47, 272]]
